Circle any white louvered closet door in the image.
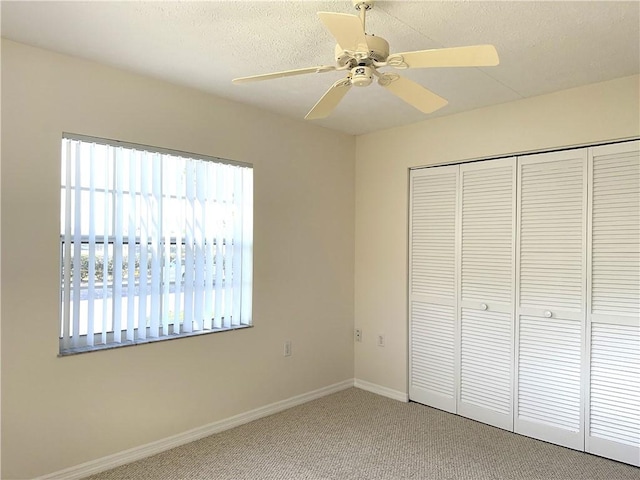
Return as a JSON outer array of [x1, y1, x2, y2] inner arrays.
[[457, 158, 516, 431], [586, 141, 640, 466], [515, 149, 587, 451], [409, 165, 459, 413]]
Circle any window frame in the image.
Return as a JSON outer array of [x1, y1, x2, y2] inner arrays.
[[59, 133, 253, 355]]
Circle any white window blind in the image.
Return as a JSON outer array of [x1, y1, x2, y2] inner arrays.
[[60, 134, 253, 354]]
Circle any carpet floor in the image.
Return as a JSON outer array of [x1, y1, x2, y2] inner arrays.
[[87, 387, 639, 479]]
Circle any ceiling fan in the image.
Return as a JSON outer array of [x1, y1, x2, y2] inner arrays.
[[232, 0, 499, 120]]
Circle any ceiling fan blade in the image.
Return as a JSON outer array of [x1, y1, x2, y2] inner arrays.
[[305, 79, 352, 120], [393, 45, 499, 68], [317, 12, 368, 53], [380, 75, 448, 114], [233, 65, 336, 84]]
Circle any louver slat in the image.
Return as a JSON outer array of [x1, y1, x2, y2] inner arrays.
[[518, 316, 582, 430], [592, 148, 640, 316], [410, 168, 457, 299], [411, 303, 455, 394], [519, 156, 585, 311], [590, 324, 640, 446], [461, 162, 513, 303], [460, 309, 512, 415]]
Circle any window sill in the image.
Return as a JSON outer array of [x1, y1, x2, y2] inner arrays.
[[58, 324, 253, 357]]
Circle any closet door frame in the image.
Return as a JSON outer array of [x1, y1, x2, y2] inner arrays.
[[408, 138, 638, 466]]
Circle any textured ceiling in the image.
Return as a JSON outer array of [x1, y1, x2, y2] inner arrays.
[[1, 1, 639, 135]]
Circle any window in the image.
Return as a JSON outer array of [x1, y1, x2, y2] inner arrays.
[[59, 134, 253, 354]]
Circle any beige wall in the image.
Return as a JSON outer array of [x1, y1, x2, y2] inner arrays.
[[0, 40, 355, 479], [354, 75, 640, 393]]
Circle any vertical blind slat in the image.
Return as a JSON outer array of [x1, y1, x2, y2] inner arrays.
[[241, 168, 253, 325], [214, 167, 225, 329], [173, 156, 184, 335], [72, 141, 82, 346], [87, 143, 96, 346], [194, 160, 206, 330], [127, 149, 137, 342], [138, 152, 150, 340], [232, 167, 243, 327], [112, 147, 124, 342], [183, 160, 196, 332], [150, 153, 161, 338], [161, 154, 171, 335], [138, 151, 149, 340], [223, 165, 234, 329], [204, 165, 215, 330], [62, 140, 73, 347], [101, 148, 110, 345], [202, 161, 211, 329]]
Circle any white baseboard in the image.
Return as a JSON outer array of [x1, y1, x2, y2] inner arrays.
[[36, 379, 355, 480], [354, 379, 409, 403]]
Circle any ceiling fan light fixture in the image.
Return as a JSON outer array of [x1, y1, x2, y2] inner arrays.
[[378, 73, 399, 87], [351, 66, 374, 86]]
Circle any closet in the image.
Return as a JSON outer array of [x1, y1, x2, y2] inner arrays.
[[408, 140, 639, 466]]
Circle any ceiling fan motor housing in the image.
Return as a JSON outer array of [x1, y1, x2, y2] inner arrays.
[[334, 34, 389, 67]]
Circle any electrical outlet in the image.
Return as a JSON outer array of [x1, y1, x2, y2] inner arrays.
[[355, 328, 362, 342], [284, 340, 292, 357], [377, 334, 385, 347]]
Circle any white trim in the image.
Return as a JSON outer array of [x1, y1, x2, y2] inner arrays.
[[588, 436, 640, 468], [584, 145, 594, 459], [453, 164, 461, 414], [408, 136, 640, 171], [354, 379, 409, 403], [35, 379, 354, 480]]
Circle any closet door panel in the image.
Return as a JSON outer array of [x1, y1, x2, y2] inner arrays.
[[588, 323, 640, 466], [586, 141, 640, 466], [459, 308, 513, 428], [411, 302, 456, 411], [457, 158, 515, 430], [515, 149, 587, 451], [518, 315, 582, 429], [409, 165, 458, 412]]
